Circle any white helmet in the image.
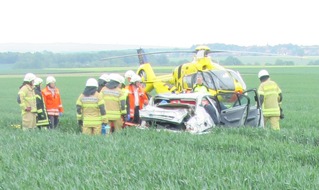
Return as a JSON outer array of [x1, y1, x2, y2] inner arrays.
[[130, 74, 142, 83], [99, 73, 110, 82], [86, 78, 98, 87], [34, 77, 43, 86], [258, 70, 269, 79], [46, 76, 56, 85], [109, 73, 125, 84], [124, 70, 135, 79], [24, 73, 36, 82], [118, 75, 125, 84]]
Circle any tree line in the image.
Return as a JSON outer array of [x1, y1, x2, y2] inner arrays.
[[1, 44, 319, 69]]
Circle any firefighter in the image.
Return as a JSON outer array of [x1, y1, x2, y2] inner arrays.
[[122, 70, 133, 106], [17, 73, 37, 130], [34, 77, 50, 129], [193, 75, 208, 93], [258, 69, 283, 130], [76, 78, 108, 135], [126, 74, 149, 124], [119, 74, 129, 127], [100, 73, 126, 132], [124, 70, 135, 84], [98, 73, 109, 93], [42, 76, 64, 129]]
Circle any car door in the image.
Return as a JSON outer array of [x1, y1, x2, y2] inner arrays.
[[241, 89, 264, 127], [215, 92, 249, 127], [202, 95, 220, 125]]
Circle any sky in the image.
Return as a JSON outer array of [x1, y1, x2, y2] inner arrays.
[[0, 0, 318, 48]]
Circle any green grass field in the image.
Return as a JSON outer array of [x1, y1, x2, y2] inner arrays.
[[1, 66, 319, 189]]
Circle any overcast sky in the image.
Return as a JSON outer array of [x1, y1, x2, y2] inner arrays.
[[0, 0, 318, 48]]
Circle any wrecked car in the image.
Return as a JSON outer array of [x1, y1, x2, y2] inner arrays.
[[139, 89, 264, 134]]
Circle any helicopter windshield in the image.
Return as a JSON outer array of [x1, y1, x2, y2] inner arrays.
[[183, 70, 236, 91], [204, 70, 235, 91], [227, 69, 247, 91]]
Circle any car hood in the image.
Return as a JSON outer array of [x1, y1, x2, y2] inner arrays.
[[140, 105, 189, 124]]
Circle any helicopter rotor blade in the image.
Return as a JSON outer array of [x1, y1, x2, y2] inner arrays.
[[209, 50, 299, 57], [101, 47, 305, 61], [100, 53, 141, 61], [208, 50, 227, 54], [101, 50, 196, 61]]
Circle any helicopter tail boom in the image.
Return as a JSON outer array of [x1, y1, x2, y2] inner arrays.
[[137, 48, 148, 65]]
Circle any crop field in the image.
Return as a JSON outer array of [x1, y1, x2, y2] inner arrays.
[[1, 66, 319, 189]]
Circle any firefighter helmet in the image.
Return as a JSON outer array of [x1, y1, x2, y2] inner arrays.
[[130, 74, 142, 83], [46, 76, 56, 85], [118, 75, 125, 84], [34, 77, 43, 86], [109, 73, 125, 84], [124, 70, 135, 79], [99, 73, 110, 82], [258, 70, 269, 79], [23, 73, 36, 82], [86, 78, 98, 87]]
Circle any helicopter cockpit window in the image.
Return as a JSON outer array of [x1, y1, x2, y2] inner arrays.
[[190, 73, 216, 90], [201, 72, 216, 90], [183, 75, 193, 90], [183, 70, 236, 92], [208, 70, 235, 91], [227, 69, 247, 91]]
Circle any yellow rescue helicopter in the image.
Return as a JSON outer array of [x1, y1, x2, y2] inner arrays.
[[103, 45, 247, 95]]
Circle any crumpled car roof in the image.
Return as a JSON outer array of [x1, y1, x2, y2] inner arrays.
[[140, 92, 216, 134]]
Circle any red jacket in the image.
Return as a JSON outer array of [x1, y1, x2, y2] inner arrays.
[[42, 86, 64, 116]]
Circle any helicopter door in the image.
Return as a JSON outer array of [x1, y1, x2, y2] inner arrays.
[[242, 89, 264, 127], [215, 92, 249, 127]]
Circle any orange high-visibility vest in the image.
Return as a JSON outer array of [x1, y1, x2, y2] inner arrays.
[[126, 85, 148, 118], [42, 86, 64, 116]]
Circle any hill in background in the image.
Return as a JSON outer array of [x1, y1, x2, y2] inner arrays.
[[1, 43, 319, 70], [1, 43, 319, 56]]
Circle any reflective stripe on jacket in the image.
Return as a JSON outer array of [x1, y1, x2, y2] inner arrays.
[[18, 84, 37, 114], [258, 79, 282, 116], [120, 88, 128, 115], [193, 84, 208, 93], [101, 86, 126, 120], [42, 86, 64, 116], [76, 92, 107, 126], [35, 87, 50, 126]]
